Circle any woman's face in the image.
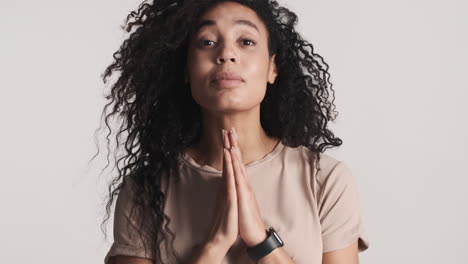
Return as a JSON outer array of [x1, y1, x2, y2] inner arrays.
[[186, 1, 277, 113]]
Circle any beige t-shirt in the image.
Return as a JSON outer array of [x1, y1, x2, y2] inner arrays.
[[104, 141, 370, 263]]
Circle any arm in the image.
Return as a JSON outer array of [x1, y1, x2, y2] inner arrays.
[[187, 240, 230, 264], [247, 232, 295, 264], [111, 256, 153, 264], [317, 162, 369, 263], [110, 240, 230, 264], [251, 235, 360, 264], [257, 247, 296, 264], [322, 240, 359, 264]]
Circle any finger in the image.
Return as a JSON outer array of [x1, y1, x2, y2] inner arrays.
[[230, 146, 248, 192], [229, 128, 247, 177], [222, 129, 235, 196], [223, 147, 237, 199], [223, 129, 231, 150], [229, 128, 241, 159]]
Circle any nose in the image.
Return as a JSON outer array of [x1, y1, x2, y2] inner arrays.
[[216, 42, 237, 64], [217, 57, 235, 64]]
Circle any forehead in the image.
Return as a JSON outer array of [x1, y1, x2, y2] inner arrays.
[[192, 1, 266, 35]]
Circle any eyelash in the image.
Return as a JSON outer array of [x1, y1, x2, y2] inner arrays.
[[201, 39, 256, 47]]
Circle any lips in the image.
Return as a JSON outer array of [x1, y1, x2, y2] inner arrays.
[[212, 71, 244, 82]]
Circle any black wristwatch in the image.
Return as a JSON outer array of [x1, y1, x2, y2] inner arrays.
[[246, 227, 284, 262]]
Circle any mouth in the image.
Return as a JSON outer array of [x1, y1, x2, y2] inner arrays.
[[211, 71, 244, 88], [212, 71, 244, 82], [212, 79, 244, 88]]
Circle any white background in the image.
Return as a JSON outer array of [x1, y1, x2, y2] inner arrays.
[[1, 0, 467, 263]]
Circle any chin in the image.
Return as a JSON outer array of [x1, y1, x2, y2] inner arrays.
[[207, 100, 262, 114], [193, 90, 265, 113]]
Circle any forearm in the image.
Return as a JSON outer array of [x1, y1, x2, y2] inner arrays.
[[188, 240, 229, 264], [257, 247, 295, 264]]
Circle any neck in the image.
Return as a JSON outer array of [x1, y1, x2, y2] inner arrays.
[[186, 106, 280, 172]]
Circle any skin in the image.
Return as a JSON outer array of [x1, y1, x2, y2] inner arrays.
[[111, 2, 360, 263], [184, 1, 280, 172], [111, 130, 359, 264], [322, 241, 360, 264]]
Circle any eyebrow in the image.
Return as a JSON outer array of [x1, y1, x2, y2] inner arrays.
[[193, 19, 260, 34]]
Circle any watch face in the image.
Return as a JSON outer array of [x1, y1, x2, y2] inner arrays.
[[271, 229, 284, 246]]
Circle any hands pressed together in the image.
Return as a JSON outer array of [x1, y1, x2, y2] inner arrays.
[[206, 127, 268, 249]]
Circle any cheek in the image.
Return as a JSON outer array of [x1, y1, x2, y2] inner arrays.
[[244, 79, 268, 103], [243, 54, 271, 81], [187, 56, 203, 80]]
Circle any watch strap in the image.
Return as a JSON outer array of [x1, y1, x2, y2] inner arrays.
[[246, 227, 284, 261]]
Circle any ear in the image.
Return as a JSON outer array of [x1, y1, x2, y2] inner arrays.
[[267, 54, 278, 84]]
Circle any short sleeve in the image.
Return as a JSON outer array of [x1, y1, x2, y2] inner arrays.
[[104, 180, 155, 264], [317, 161, 370, 253]]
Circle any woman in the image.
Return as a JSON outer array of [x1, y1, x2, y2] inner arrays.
[[99, 0, 370, 263]]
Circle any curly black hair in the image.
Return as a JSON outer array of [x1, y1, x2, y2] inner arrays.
[[94, 0, 342, 263]]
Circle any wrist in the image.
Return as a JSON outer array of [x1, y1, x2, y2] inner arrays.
[[206, 235, 232, 251], [202, 239, 230, 262], [245, 230, 269, 248], [246, 227, 285, 262]]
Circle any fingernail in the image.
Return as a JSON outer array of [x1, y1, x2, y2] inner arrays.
[[229, 128, 233, 134], [222, 129, 225, 140]]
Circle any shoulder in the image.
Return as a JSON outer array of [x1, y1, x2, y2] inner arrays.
[[113, 178, 138, 227], [116, 178, 138, 208], [296, 146, 352, 187], [316, 154, 350, 184]]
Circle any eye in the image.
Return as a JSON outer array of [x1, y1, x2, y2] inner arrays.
[[198, 38, 255, 47], [201, 39, 216, 46], [241, 39, 256, 46]]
